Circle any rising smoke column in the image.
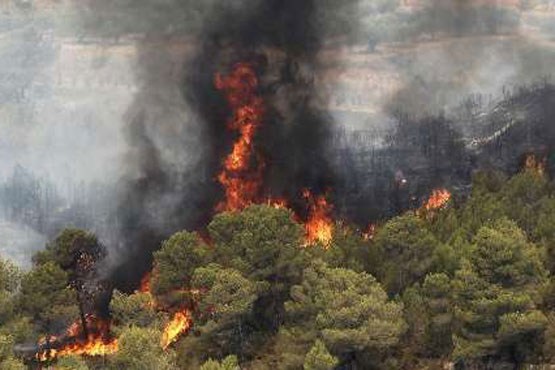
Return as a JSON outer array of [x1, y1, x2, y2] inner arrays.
[[110, 0, 359, 289], [185, 0, 350, 217]]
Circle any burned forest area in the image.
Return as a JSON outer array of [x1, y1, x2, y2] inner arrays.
[[1, 0, 555, 369]]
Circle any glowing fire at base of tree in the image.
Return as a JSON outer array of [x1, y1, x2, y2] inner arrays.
[[36, 316, 118, 362], [37, 337, 119, 362], [161, 310, 192, 350]]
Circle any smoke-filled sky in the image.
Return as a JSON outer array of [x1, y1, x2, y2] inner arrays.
[[1, 0, 555, 268], [1, 0, 554, 185]]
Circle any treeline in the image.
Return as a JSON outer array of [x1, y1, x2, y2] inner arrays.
[[0, 165, 118, 240], [1, 166, 555, 369]]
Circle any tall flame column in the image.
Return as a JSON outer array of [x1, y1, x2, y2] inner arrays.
[[215, 63, 265, 212]]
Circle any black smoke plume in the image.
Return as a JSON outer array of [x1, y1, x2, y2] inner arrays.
[[110, 0, 360, 290], [101, 0, 555, 292]]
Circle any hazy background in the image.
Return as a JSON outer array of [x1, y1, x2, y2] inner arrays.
[[1, 0, 555, 268]]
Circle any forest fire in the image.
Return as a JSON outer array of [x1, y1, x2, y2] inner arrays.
[[139, 270, 152, 293], [161, 310, 192, 350], [36, 316, 118, 361], [215, 62, 265, 212], [302, 190, 334, 247], [524, 153, 546, 176], [424, 188, 452, 211], [137, 270, 157, 308], [362, 224, 376, 241], [214, 62, 335, 246]]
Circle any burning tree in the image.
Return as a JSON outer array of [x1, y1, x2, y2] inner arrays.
[[16, 229, 117, 363], [215, 62, 267, 212], [212, 61, 336, 247]]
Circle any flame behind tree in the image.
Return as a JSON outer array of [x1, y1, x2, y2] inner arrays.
[[139, 271, 152, 294], [215, 62, 266, 212], [524, 153, 546, 176], [214, 62, 335, 244], [424, 189, 452, 211], [362, 224, 376, 241], [302, 189, 334, 247], [136, 268, 193, 349]]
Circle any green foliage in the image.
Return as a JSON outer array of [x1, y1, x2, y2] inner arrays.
[[0, 316, 35, 344], [498, 310, 548, 357], [248, 325, 317, 369], [208, 205, 304, 284], [56, 355, 89, 370], [0, 357, 26, 370], [287, 260, 406, 364], [0, 334, 14, 361], [500, 170, 550, 235], [0, 258, 20, 293], [192, 264, 263, 323], [33, 228, 101, 271], [320, 224, 375, 273], [18, 262, 79, 330], [110, 290, 159, 330], [472, 170, 507, 195], [374, 214, 441, 295], [0, 258, 20, 325], [533, 197, 555, 275], [152, 231, 208, 297], [200, 355, 239, 370], [543, 313, 555, 362], [0, 335, 24, 370], [0, 170, 552, 369], [469, 219, 547, 287], [183, 264, 265, 362], [0, 290, 15, 324], [304, 340, 338, 370], [108, 326, 176, 370], [452, 220, 548, 363]]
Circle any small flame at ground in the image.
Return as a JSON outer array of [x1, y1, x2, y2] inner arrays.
[[36, 316, 118, 361], [302, 190, 334, 247], [37, 337, 118, 362], [161, 310, 192, 350], [424, 188, 452, 211]]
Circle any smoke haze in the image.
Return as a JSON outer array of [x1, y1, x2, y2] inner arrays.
[[1, 0, 555, 281]]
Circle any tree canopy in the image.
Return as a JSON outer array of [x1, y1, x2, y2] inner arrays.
[[0, 169, 554, 369]]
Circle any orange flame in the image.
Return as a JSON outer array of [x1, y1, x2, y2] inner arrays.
[[302, 190, 334, 247], [214, 63, 337, 247], [524, 153, 546, 176], [266, 197, 288, 209], [137, 270, 157, 309], [161, 310, 192, 350], [424, 188, 452, 211], [215, 63, 265, 212], [36, 316, 118, 361], [139, 271, 152, 294], [362, 224, 376, 241], [37, 337, 118, 361]]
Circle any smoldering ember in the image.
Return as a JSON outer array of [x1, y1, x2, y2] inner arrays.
[[1, 1, 555, 369]]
